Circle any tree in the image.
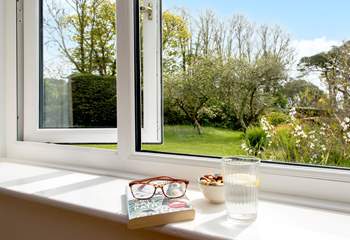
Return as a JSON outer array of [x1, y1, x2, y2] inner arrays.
[[163, 11, 294, 132], [165, 57, 219, 134], [299, 41, 350, 112], [44, 0, 116, 76], [220, 54, 286, 130], [218, 16, 293, 130], [162, 11, 191, 73], [282, 79, 325, 108]]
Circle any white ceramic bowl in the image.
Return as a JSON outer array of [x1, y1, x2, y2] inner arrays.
[[198, 180, 225, 204]]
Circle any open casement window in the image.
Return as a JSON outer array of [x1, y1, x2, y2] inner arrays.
[[19, 0, 161, 143]]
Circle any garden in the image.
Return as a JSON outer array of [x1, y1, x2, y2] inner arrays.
[[43, 0, 350, 168]]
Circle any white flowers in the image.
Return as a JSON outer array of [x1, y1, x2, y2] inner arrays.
[[344, 132, 350, 143], [260, 117, 273, 133], [292, 124, 307, 140], [289, 107, 297, 119], [291, 119, 329, 163], [260, 117, 274, 147], [241, 143, 254, 155], [341, 122, 348, 131], [341, 117, 350, 143], [240, 113, 350, 164], [309, 142, 315, 149], [241, 143, 248, 151]]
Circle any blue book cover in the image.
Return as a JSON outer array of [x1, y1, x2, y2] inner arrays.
[[126, 186, 195, 229]]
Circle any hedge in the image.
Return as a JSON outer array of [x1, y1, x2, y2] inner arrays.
[[69, 73, 117, 128]]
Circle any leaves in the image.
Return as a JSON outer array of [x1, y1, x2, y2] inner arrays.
[[45, 0, 116, 76]]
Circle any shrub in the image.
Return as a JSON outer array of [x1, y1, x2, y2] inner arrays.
[[265, 111, 289, 126], [265, 124, 297, 161], [242, 126, 268, 156], [69, 73, 116, 128]]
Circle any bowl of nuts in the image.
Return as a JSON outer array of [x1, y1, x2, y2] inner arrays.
[[198, 174, 225, 204]]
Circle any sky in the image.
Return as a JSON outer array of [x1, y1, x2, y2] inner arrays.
[[163, 0, 350, 40], [163, 0, 350, 89], [45, 0, 350, 89]]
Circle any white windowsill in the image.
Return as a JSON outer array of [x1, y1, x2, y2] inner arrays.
[[0, 160, 350, 240]]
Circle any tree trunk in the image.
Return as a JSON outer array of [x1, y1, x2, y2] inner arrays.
[[240, 118, 247, 132], [193, 118, 202, 135]]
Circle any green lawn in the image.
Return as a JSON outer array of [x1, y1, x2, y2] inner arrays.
[[75, 125, 350, 168], [79, 125, 246, 157]]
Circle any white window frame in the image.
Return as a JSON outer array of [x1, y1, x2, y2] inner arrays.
[[3, 0, 350, 211], [20, 0, 161, 143]]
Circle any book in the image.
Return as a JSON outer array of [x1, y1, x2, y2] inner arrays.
[[126, 186, 195, 229]]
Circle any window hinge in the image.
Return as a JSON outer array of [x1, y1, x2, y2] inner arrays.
[[140, 3, 153, 21]]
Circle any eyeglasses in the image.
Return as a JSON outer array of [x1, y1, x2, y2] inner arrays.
[[129, 176, 189, 200]]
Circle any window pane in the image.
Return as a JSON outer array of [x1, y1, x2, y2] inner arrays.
[[42, 0, 117, 129], [35, 0, 118, 147], [140, 0, 350, 168]]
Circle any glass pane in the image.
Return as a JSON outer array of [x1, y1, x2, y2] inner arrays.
[[141, 0, 350, 169], [41, 0, 117, 129]]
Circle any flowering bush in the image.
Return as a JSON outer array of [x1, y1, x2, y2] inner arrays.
[[241, 107, 350, 166]]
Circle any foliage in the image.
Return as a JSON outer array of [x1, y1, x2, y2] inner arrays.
[[45, 0, 116, 75], [163, 11, 294, 132], [241, 126, 268, 157], [282, 79, 325, 108], [299, 41, 350, 114], [162, 11, 191, 73], [45, 2, 350, 167], [79, 123, 350, 168], [219, 54, 288, 130], [265, 112, 290, 126], [255, 109, 350, 166], [70, 73, 116, 127], [265, 124, 297, 161], [164, 56, 220, 134]]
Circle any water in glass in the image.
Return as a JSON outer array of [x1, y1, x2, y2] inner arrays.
[[222, 157, 260, 221]]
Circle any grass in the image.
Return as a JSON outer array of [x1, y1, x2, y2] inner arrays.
[[143, 125, 245, 156], [79, 125, 246, 157], [76, 125, 350, 168]]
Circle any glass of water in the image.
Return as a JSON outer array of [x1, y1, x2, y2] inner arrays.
[[222, 156, 260, 221]]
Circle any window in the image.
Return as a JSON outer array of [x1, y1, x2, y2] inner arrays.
[[137, 0, 350, 169], [6, 0, 350, 206], [19, 0, 161, 144]]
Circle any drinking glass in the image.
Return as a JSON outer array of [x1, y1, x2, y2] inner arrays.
[[222, 156, 260, 221]]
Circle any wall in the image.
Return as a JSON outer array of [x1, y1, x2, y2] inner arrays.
[[0, 0, 6, 157], [0, 193, 188, 240]]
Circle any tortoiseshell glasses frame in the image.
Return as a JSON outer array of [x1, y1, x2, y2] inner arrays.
[[129, 176, 189, 200]]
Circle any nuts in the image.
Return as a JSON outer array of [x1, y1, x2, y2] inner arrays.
[[199, 174, 224, 186]]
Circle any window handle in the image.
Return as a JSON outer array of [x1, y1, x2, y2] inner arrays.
[[140, 3, 153, 21]]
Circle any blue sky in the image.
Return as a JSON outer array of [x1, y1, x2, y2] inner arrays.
[[163, 0, 350, 41], [163, 0, 350, 88]]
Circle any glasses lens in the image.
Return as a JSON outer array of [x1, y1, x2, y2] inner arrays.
[[163, 181, 187, 198], [131, 183, 155, 199]]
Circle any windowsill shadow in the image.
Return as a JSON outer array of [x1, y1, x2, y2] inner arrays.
[[0, 171, 72, 188], [35, 176, 115, 197], [191, 198, 226, 214], [196, 214, 255, 239]]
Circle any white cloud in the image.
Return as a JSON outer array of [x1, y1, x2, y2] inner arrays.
[[292, 37, 340, 59], [290, 37, 341, 90]]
